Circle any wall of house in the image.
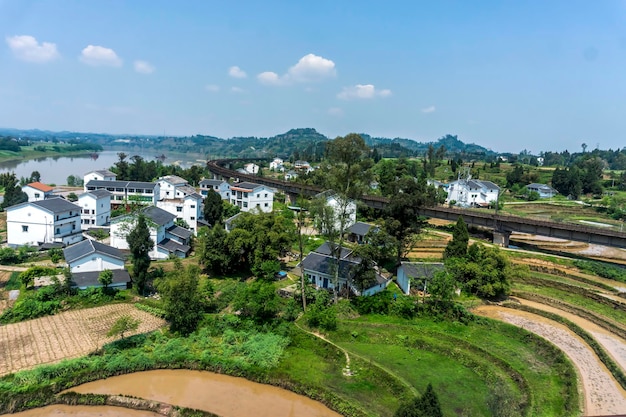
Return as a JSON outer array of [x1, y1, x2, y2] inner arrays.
[[7, 206, 52, 246], [70, 253, 124, 273], [396, 267, 411, 295], [325, 196, 356, 231], [110, 218, 163, 260], [22, 187, 48, 202], [362, 282, 389, 297], [79, 196, 111, 229]]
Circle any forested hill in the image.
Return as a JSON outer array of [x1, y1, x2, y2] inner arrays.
[[0, 127, 495, 161]]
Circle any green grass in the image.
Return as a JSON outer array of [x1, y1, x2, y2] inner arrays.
[[4, 271, 21, 290]]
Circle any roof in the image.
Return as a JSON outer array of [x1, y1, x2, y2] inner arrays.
[[143, 206, 176, 226], [30, 198, 80, 214], [80, 189, 112, 199], [64, 239, 126, 264], [70, 269, 130, 288], [224, 212, 243, 226], [85, 169, 116, 177], [166, 224, 192, 240], [158, 238, 190, 254], [25, 182, 54, 192], [399, 262, 445, 280], [527, 183, 556, 192], [160, 175, 188, 185], [179, 185, 203, 199], [301, 252, 388, 287], [231, 181, 264, 191], [200, 179, 227, 187], [85, 180, 157, 190], [348, 222, 376, 236], [314, 242, 352, 259]]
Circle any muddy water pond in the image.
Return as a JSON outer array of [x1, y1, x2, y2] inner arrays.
[[10, 405, 160, 416], [68, 369, 342, 417]]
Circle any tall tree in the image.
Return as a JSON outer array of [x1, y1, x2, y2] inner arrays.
[[394, 383, 443, 417], [126, 214, 154, 295], [443, 216, 469, 259], [203, 190, 224, 226], [0, 172, 28, 210], [30, 171, 41, 182], [114, 152, 130, 181], [156, 260, 204, 335], [98, 269, 113, 291]]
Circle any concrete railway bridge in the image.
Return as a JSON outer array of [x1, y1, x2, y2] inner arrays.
[[207, 159, 626, 249]]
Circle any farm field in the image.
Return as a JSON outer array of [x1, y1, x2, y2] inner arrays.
[[0, 304, 165, 376]]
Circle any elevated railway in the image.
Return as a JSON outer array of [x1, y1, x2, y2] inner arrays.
[[207, 159, 626, 249]]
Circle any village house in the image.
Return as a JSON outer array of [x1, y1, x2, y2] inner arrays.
[[78, 189, 112, 229], [21, 182, 54, 202], [243, 163, 260, 174], [6, 198, 83, 248], [300, 242, 390, 296], [315, 190, 357, 233], [199, 179, 230, 199], [63, 239, 130, 290], [109, 206, 192, 259], [156, 175, 204, 233], [396, 262, 446, 295], [294, 160, 312, 172], [347, 222, 379, 244], [446, 177, 500, 208], [84, 180, 159, 207], [284, 170, 298, 181], [229, 181, 274, 213], [83, 169, 117, 184], [269, 158, 284, 172], [526, 183, 558, 199]]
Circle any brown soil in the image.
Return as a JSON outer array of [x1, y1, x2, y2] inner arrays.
[[0, 304, 165, 376], [475, 305, 626, 416]]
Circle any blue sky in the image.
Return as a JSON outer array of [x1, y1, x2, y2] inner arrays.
[[1, 0, 626, 153]]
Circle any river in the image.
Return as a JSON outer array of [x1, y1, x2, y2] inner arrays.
[[0, 150, 207, 186]]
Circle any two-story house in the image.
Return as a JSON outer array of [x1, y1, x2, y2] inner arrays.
[[22, 182, 54, 202], [83, 169, 117, 184], [199, 179, 231, 200], [157, 175, 204, 233], [396, 262, 446, 295], [63, 239, 130, 289], [110, 206, 192, 259], [300, 242, 390, 296], [6, 198, 83, 248], [78, 189, 112, 229], [526, 183, 558, 199], [84, 180, 159, 207], [243, 163, 259, 174], [446, 177, 500, 208], [314, 190, 357, 233], [229, 182, 274, 213], [269, 158, 284, 172]]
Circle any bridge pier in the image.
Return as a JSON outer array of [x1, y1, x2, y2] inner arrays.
[[285, 192, 298, 205], [493, 230, 511, 248]]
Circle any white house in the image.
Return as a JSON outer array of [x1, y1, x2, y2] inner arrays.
[[294, 160, 311, 172], [300, 242, 390, 296], [446, 178, 500, 208], [526, 183, 558, 199], [83, 169, 117, 184], [396, 262, 445, 295], [243, 163, 259, 174], [63, 239, 130, 289], [157, 175, 204, 233], [199, 179, 230, 200], [84, 180, 159, 207], [78, 189, 112, 229], [22, 182, 54, 202], [110, 206, 192, 260], [269, 158, 284, 172], [229, 182, 274, 213], [315, 190, 357, 233], [6, 198, 83, 248], [347, 222, 379, 244], [284, 170, 298, 181]]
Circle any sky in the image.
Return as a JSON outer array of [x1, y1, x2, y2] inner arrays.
[[1, 0, 626, 154]]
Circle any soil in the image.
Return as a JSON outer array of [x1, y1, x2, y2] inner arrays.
[[475, 305, 626, 416], [0, 304, 165, 376]]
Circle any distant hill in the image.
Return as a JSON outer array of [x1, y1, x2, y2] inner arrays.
[[0, 127, 496, 161]]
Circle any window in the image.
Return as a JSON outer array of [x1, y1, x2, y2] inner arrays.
[[34, 193, 40, 198], [166, 191, 170, 196], [22, 225, 28, 232], [264, 193, 268, 198], [56, 228, 60, 234], [190, 205, 195, 208], [191, 216, 195, 220], [256, 204, 260, 208], [243, 202, 248, 208], [264, 203, 269, 207], [91, 220, 95, 224], [176, 206, 182, 212], [257, 193, 260, 198]]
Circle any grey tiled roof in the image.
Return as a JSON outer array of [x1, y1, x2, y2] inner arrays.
[[348, 222, 376, 236], [158, 238, 190, 254], [86, 169, 116, 177], [70, 269, 130, 288], [80, 189, 112, 199], [200, 179, 225, 187], [85, 180, 157, 190], [231, 181, 263, 191], [160, 175, 188, 185], [31, 198, 81, 214], [314, 242, 352, 259], [399, 262, 445, 280], [301, 252, 388, 287], [64, 239, 125, 264], [143, 206, 176, 226], [166, 225, 192, 240]]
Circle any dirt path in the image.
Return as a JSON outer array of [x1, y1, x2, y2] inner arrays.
[[0, 304, 165, 376], [475, 305, 626, 416]]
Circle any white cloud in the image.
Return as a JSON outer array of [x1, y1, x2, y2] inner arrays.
[[257, 53, 336, 86], [205, 84, 220, 92], [134, 60, 155, 74], [421, 105, 436, 113], [228, 66, 247, 78], [337, 84, 392, 100], [80, 45, 122, 67], [257, 71, 283, 86], [328, 107, 344, 117], [5, 35, 59, 63]]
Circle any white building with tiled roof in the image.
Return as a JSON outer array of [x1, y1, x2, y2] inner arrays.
[[6, 198, 83, 247], [22, 182, 54, 202], [63, 239, 130, 290], [157, 175, 203, 233], [84, 180, 159, 206], [199, 179, 231, 200], [229, 181, 274, 213], [78, 189, 112, 229], [83, 169, 117, 184], [446, 177, 500, 207]]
